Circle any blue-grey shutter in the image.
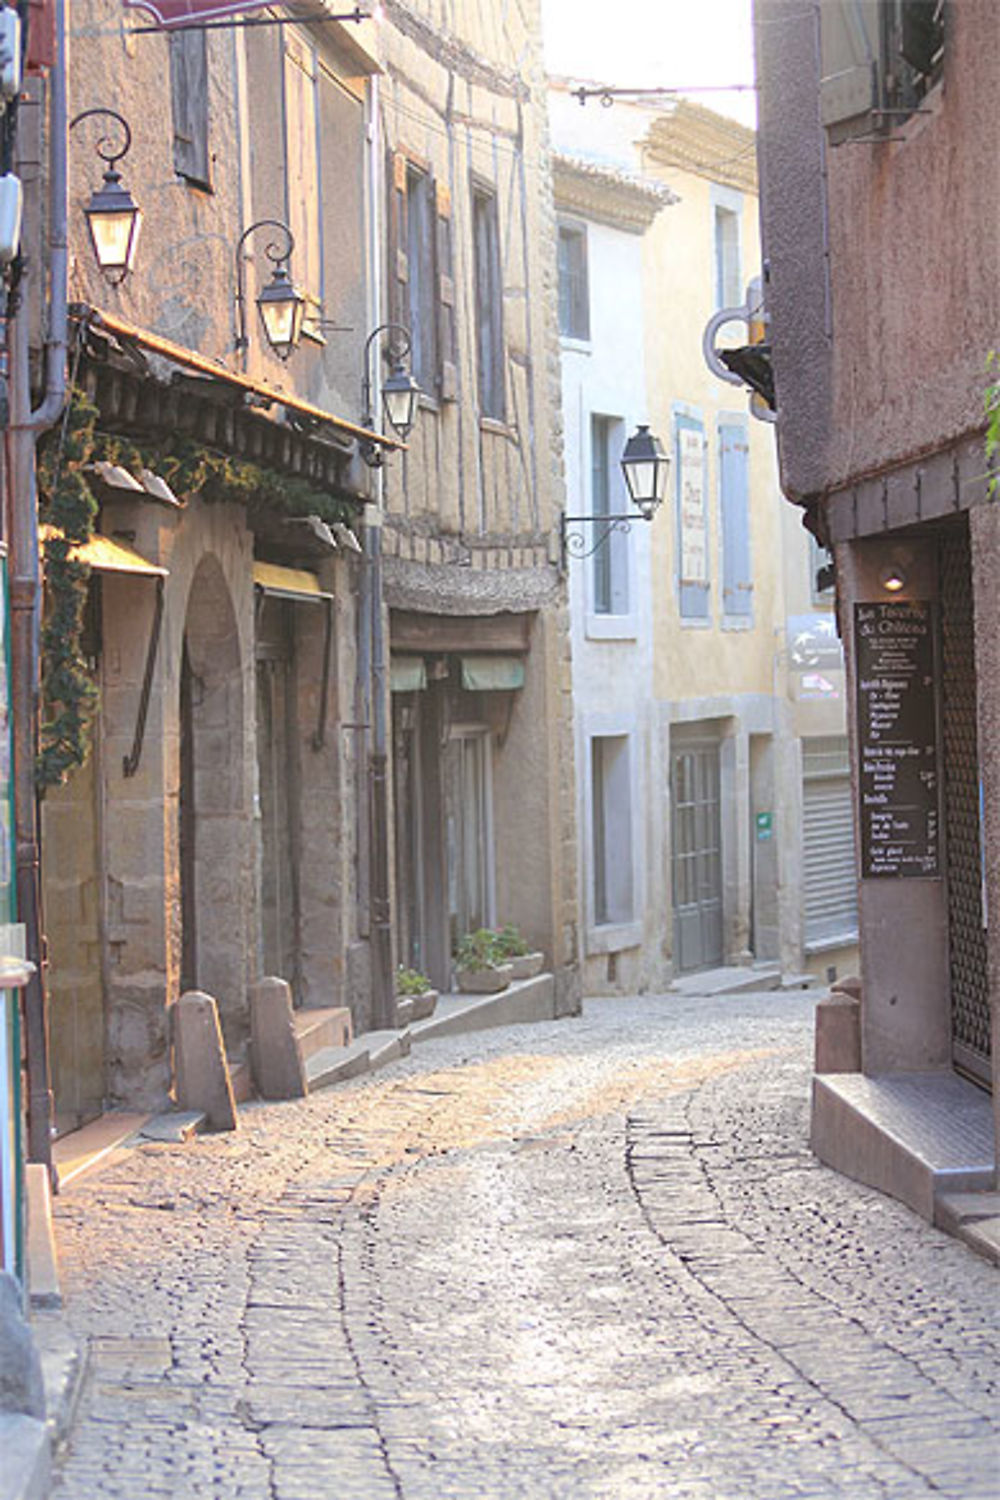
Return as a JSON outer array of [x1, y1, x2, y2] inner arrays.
[[719, 422, 752, 618]]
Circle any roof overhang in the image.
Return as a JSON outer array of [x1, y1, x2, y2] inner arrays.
[[74, 305, 403, 458]]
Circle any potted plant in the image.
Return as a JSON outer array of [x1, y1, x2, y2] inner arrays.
[[453, 928, 513, 994], [395, 965, 438, 1024], [492, 923, 544, 981]]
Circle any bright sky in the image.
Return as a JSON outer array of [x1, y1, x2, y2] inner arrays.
[[541, 0, 757, 128]]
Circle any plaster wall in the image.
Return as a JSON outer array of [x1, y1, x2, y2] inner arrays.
[[755, 0, 1000, 500], [69, 1, 372, 422]]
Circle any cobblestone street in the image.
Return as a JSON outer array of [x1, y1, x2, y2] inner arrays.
[[50, 992, 998, 1499]]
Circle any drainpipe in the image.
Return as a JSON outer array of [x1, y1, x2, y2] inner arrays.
[[8, 0, 69, 1172], [362, 73, 394, 1031]]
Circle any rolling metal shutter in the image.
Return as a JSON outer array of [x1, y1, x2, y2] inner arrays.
[[803, 737, 858, 947]]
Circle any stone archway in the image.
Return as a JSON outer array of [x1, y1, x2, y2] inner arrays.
[[179, 554, 251, 1049]]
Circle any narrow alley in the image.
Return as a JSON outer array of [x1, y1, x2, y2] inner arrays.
[[49, 993, 998, 1500]]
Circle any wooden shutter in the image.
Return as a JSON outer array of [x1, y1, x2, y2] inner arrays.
[[435, 179, 458, 402], [169, 28, 211, 188], [284, 34, 321, 324], [386, 151, 409, 333], [719, 422, 752, 617], [819, 0, 879, 140]]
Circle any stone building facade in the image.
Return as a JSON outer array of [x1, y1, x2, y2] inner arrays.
[[27, 0, 577, 1133], [754, 0, 998, 1207], [377, 2, 579, 1007]]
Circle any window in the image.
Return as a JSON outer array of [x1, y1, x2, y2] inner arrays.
[[557, 221, 589, 340], [283, 32, 322, 336], [591, 735, 634, 926], [820, 0, 944, 144], [387, 157, 457, 403], [714, 204, 741, 310], [810, 533, 835, 604], [169, 28, 211, 188], [472, 184, 504, 421], [675, 415, 709, 620], [719, 421, 752, 619], [591, 415, 629, 617], [444, 730, 494, 947], [406, 165, 438, 394]]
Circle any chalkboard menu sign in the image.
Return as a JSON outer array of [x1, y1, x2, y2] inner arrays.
[[856, 600, 940, 878]]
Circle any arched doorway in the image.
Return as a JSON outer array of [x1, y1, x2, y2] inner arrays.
[[179, 555, 249, 1045]]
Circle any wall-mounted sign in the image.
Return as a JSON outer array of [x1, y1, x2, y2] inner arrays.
[[755, 811, 773, 841], [856, 600, 940, 878], [678, 427, 707, 583]]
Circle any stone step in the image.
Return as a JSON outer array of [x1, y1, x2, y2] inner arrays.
[[305, 1038, 371, 1092], [293, 1005, 354, 1062], [354, 1028, 412, 1068]]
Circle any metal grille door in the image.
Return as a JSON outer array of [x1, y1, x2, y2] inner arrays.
[[672, 742, 723, 972], [940, 522, 991, 1086]]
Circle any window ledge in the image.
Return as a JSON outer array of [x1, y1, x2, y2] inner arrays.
[[560, 336, 591, 353], [584, 614, 638, 642], [586, 920, 642, 956], [678, 615, 713, 630], [805, 931, 859, 955], [479, 416, 514, 439], [721, 614, 754, 632]]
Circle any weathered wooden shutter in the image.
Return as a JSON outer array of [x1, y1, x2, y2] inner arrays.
[[386, 151, 409, 333], [169, 28, 211, 188], [435, 179, 457, 402], [719, 422, 752, 618], [283, 34, 321, 325], [819, 0, 879, 141]]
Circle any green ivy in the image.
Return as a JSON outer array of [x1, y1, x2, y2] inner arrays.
[[986, 351, 1000, 499], [35, 388, 360, 790]]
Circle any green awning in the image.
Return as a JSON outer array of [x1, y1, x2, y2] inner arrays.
[[390, 657, 427, 692], [460, 655, 525, 692]]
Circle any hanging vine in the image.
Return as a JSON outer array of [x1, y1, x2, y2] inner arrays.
[[985, 350, 1000, 499], [35, 386, 360, 790], [36, 390, 100, 791]]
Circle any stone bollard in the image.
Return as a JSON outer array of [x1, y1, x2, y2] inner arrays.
[[250, 976, 307, 1100], [814, 978, 862, 1074], [173, 990, 238, 1131]]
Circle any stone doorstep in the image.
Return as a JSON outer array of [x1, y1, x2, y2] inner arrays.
[[51, 1112, 152, 1190], [667, 964, 785, 998], [305, 1038, 372, 1092], [934, 1191, 1000, 1266], [811, 1070, 995, 1236], [293, 1006, 354, 1063]]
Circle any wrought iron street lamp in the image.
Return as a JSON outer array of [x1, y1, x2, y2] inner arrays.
[[235, 219, 306, 360], [560, 423, 669, 567], [360, 322, 420, 465], [70, 109, 142, 284]]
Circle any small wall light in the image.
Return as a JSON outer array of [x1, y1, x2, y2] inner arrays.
[[878, 562, 907, 593], [70, 109, 142, 284]]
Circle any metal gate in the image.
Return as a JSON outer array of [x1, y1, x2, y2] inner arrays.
[[940, 521, 991, 1087], [671, 740, 723, 972], [802, 736, 858, 949]]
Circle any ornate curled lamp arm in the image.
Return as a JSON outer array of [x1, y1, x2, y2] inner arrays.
[[560, 513, 635, 569], [235, 218, 295, 350], [69, 107, 133, 166]]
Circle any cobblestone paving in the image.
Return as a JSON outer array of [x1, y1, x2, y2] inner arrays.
[[50, 992, 999, 1499]]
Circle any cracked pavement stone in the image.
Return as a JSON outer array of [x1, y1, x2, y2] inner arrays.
[[50, 992, 999, 1499]]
